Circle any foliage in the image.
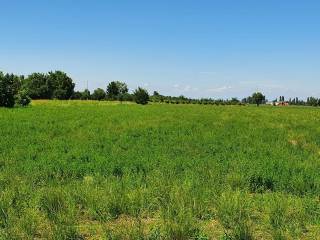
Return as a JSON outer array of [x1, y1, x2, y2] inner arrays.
[[4, 70, 320, 107], [0, 72, 23, 108], [133, 87, 149, 105], [15, 89, 31, 107], [23, 73, 52, 99], [245, 92, 266, 106], [106, 81, 128, 100], [71, 91, 83, 100], [150, 92, 244, 106], [91, 88, 106, 101], [81, 89, 91, 100], [48, 71, 75, 100], [23, 71, 75, 100]]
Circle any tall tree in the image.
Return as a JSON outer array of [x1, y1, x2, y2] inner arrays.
[[116, 81, 128, 95], [81, 89, 91, 100], [106, 81, 128, 100], [0, 72, 23, 108], [48, 71, 75, 100], [24, 73, 52, 99], [251, 92, 265, 106], [106, 81, 119, 99], [133, 87, 149, 105], [91, 88, 106, 101]]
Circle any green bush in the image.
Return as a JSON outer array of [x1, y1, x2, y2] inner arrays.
[[133, 87, 149, 105], [15, 89, 31, 107], [0, 72, 20, 108], [91, 88, 106, 101]]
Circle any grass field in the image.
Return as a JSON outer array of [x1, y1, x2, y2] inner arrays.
[[0, 101, 320, 239]]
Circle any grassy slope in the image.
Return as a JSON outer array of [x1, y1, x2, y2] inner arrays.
[[0, 101, 319, 239]]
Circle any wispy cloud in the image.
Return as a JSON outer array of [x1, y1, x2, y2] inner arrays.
[[173, 84, 199, 92], [206, 86, 232, 93]]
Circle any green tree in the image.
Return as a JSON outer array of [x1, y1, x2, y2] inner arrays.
[[106, 81, 128, 100], [106, 81, 119, 99], [0, 72, 21, 108], [230, 98, 240, 105], [48, 71, 75, 100], [81, 89, 91, 100], [15, 89, 31, 107], [251, 92, 265, 106], [71, 91, 82, 100], [307, 97, 318, 106], [91, 88, 106, 101], [24, 73, 52, 99], [133, 87, 149, 105], [116, 81, 128, 95]]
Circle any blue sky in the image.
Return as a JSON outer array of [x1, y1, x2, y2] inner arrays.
[[1, 0, 320, 99]]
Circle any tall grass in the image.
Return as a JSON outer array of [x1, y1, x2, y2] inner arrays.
[[0, 101, 319, 239]]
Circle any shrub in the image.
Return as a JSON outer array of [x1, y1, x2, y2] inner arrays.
[[80, 89, 91, 100], [133, 87, 149, 105], [15, 89, 31, 107], [91, 88, 106, 101]]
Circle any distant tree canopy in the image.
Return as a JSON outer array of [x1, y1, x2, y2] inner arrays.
[[106, 81, 128, 100], [0, 72, 31, 108], [242, 92, 266, 106], [91, 88, 106, 101], [15, 89, 31, 107], [24, 71, 75, 100], [81, 89, 91, 100], [71, 91, 84, 100], [252, 92, 265, 106], [48, 71, 75, 100], [134, 87, 149, 105], [23, 73, 51, 99], [0, 73, 18, 107], [3, 70, 320, 108]]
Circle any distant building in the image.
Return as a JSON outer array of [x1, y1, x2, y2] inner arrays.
[[274, 101, 289, 106]]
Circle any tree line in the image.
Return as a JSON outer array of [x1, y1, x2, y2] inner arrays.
[[1, 70, 320, 108], [0, 71, 149, 107], [273, 96, 320, 106]]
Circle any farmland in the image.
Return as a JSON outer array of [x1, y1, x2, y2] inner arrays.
[[0, 101, 320, 239]]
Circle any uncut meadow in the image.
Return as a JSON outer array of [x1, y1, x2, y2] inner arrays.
[[0, 101, 319, 239]]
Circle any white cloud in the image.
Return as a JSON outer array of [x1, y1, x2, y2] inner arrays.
[[171, 84, 200, 93], [183, 85, 191, 92], [207, 86, 232, 93]]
